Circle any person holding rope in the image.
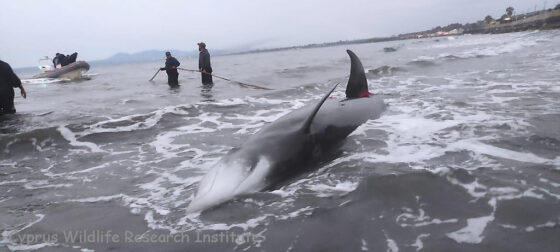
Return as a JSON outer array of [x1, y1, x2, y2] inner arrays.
[[197, 42, 213, 85], [160, 51, 180, 86]]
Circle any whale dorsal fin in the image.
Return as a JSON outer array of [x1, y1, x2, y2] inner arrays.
[[345, 50, 370, 98], [301, 83, 339, 134]]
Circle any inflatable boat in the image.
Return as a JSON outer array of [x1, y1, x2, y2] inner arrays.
[[32, 58, 90, 80]]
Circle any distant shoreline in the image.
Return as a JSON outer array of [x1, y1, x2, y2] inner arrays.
[[235, 9, 560, 56], [467, 9, 560, 34]]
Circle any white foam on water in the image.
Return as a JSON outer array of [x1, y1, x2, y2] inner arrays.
[[539, 178, 560, 187], [525, 221, 558, 233], [151, 131, 193, 158], [446, 198, 496, 244], [550, 85, 560, 93], [447, 177, 487, 199], [204, 98, 248, 107], [305, 181, 358, 198], [489, 95, 518, 104], [418, 34, 497, 50], [447, 216, 494, 243], [397, 208, 458, 228], [268, 188, 292, 198], [412, 32, 540, 64], [410, 234, 430, 252], [176, 207, 314, 233], [488, 187, 519, 195], [384, 232, 399, 252], [245, 96, 292, 105], [66, 194, 124, 203], [0, 179, 28, 186], [450, 139, 554, 165], [75, 105, 192, 137], [534, 187, 560, 200], [361, 239, 369, 251], [7, 242, 56, 251], [3, 139, 20, 154], [500, 224, 517, 229], [0, 197, 12, 204], [23, 180, 72, 190], [64, 162, 113, 176], [461, 39, 537, 58], [135, 172, 200, 213], [360, 112, 462, 164], [58, 125, 105, 153], [1, 214, 48, 250], [356, 99, 517, 164], [21, 78, 66, 84]]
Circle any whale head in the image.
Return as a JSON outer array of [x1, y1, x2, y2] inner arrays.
[[186, 156, 272, 213]]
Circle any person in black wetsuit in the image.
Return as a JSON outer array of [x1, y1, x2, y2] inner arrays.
[[198, 42, 213, 85], [0, 60, 26, 114], [160, 51, 180, 86]]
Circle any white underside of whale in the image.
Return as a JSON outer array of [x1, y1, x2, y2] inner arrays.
[[186, 157, 271, 213]]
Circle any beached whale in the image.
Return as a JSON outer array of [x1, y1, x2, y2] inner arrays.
[[187, 50, 386, 213]]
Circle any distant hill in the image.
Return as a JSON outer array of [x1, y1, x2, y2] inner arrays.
[[90, 49, 199, 65]]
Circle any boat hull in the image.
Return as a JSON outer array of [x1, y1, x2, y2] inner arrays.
[[33, 61, 90, 79]]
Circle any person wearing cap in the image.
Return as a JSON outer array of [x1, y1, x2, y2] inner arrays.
[[0, 60, 26, 114], [160, 51, 181, 86], [198, 42, 213, 84]]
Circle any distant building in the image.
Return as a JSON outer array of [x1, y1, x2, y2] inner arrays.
[[500, 14, 513, 24], [448, 28, 464, 34]]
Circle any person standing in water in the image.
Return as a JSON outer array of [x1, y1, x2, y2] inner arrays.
[[160, 51, 180, 86], [198, 42, 213, 85], [0, 60, 26, 114]]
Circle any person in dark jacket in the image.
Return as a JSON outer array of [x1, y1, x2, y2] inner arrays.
[[160, 51, 180, 86], [198, 42, 213, 84], [66, 52, 78, 65], [53, 53, 60, 68], [62, 55, 69, 66], [0, 60, 26, 114], [54, 53, 66, 68]]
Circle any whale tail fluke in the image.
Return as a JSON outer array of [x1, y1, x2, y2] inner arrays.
[[345, 50, 370, 98]]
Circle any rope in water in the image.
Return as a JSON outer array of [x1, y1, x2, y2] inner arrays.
[[177, 68, 273, 90]]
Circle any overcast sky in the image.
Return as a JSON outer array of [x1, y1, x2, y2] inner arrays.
[[0, 0, 552, 67]]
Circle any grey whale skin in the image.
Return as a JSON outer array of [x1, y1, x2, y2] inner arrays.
[[187, 50, 386, 213]]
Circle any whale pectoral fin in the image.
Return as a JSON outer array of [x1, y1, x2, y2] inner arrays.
[[301, 83, 339, 134], [345, 50, 370, 99]]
